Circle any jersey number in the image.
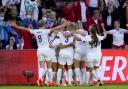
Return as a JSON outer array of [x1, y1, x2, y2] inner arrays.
[[38, 35, 42, 42]]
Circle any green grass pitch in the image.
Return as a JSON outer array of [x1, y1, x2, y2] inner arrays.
[[0, 85, 128, 89]]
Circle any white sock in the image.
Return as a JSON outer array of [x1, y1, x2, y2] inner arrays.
[[64, 70, 68, 81], [81, 68, 85, 84], [39, 68, 46, 80], [53, 71, 57, 82], [95, 68, 100, 80], [68, 69, 73, 85], [91, 70, 98, 81], [57, 69, 62, 84], [85, 71, 90, 85], [48, 68, 53, 82], [45, 71, 49, 84], [75, 68, 81, 82]]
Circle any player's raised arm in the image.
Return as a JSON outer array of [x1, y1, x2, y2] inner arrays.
[[58, 42, 74, 49], [50, 21, 72, 32], [103, 31, 107, 39], [101, 23, 107, 39], [11, 21, 30, 32], [72, 32, 82, 41]]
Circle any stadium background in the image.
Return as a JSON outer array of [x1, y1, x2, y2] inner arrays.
[[0, 0, 128, 89], [0, 49, 128, 85]]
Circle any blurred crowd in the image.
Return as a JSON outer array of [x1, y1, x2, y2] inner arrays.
[[0, 0, 128, 50]]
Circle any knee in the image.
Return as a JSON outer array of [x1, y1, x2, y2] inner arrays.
[[94, 66, 99, 70], [86, 67, 94, 72], [67, 65, 73, 69], [74, 60, 80, 68], [47, 61, 52, 68], [80, 61, 85, 69], [58, 64, 63, 69], [52, 62, 57, 72]]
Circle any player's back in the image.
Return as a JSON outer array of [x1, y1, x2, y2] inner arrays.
[[30, 29, 50, 48], [82, 35, 103, 60]]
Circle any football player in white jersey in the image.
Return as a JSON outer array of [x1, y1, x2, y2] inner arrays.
[[105, 20, 128, 49], [73, 22, 88, 85], [57, 28, 74, 86], [74, 24, 107, 86], [11, 20, 68, 87], [48, 30, 60, 84], [82, 24, 106, 86]]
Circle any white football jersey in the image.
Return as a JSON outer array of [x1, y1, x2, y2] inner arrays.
[[58, 32, 74, 56], [49, 33, 60, 49], [109, 29, 127, 46], [30, 29, 50, 48], [81, 34, 104, 60], [75, 29, 88, 48]]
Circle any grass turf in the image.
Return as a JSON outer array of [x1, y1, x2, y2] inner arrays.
[[0, 85, 128, 89]]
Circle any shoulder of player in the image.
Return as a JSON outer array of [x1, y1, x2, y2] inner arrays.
[[120, 28, 126, 31]]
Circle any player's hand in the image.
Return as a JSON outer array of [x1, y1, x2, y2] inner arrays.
[[11, 21, 17, 27], [101, 23, 105, 29]]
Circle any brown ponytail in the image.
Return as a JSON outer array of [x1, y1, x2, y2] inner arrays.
[[89, 25, 100, 48]]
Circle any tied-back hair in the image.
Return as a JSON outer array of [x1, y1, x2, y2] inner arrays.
[[38, 20, 44, 27], [89, 24, 100, 48]]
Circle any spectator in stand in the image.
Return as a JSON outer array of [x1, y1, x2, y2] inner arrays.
[[62, 1, 75, 22], [45, 10, 57, 29], [102, 0, 119, 48], [0, 8, 20, 49], [42, 14, 48, 25], [19, 0, 38, 29], [73, 0, 89, 29], [0, 8, 6, 49], [118, 0, 127, 28], [104, 0, 119, 9], [1, 0, 21, 15], [106, 20, 128, 49], [11, 19, 36, 49], [88, 0, 105, 16], [85, 9, 106, 48], [20, 0, 38, 21], [2, 0, 20, 7], [85, 9, 104, 35], [118, 0, 128, 49], [6, 36, 18, 50], [7, 5, 23, 26], [102, 0, 119, 30], [5, 15, 20, 46]]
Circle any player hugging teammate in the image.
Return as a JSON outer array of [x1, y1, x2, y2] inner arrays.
[[11, 19, 107, 87]]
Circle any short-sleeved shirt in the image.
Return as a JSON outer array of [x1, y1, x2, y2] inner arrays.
[[49, 33, 60, 49], [75, 29, 88, 48], [109, 29, 127, 46], [81, 34, 104, 61], [30, 29, 50, 48], [58, 32, 74, 56]]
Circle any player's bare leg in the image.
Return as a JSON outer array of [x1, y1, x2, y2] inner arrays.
[[67, 65, 73, 85], [74, 59, 81, 85], [80, 61, 85, 84], [94, 66, 104, 86], [37, 61, 46, 87], [57, 64, 63, 85], [52, 62, 57, 84], [46, 60, 53, 86]]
